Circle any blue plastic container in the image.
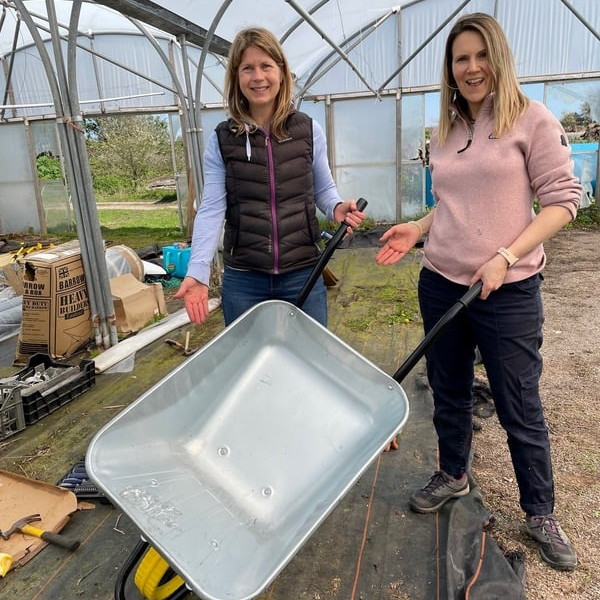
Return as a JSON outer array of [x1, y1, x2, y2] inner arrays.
[[162, 245, 191, 278]]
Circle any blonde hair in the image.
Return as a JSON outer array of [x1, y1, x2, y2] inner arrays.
[[224, 27, 295, 140], [437, 12, 529, 145]]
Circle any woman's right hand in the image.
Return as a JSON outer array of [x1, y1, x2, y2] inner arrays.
[[375, 223, 421, 265], [471, 255, 510, 300], [173, 277, 210, 325]]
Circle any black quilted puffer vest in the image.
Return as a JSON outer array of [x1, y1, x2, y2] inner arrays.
[[216, 111, 321, 274]]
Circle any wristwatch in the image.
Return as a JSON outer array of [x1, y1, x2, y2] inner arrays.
[[496, 247, 519, 267]]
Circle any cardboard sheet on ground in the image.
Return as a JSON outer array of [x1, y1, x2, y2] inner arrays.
[[0, 470, 78, 570]]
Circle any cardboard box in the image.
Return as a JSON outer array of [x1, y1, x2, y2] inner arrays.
[[0, 252, 24, 295], [16, 241, 92, 362], [110, 273, 168, 334], [150, 281, 168, 316]]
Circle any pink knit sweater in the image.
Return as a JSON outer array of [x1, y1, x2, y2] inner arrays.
[[424, 95, 582, 285]]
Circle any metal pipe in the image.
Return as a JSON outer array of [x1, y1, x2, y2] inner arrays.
[[296, 9, 397, 104], [377, 0, 472, 93], [284, 0, 379, 97], [12, 27, 180, 96], [66, 0, 120, 347], [56, 0, 114, 347], [121, 16, 192, 236], [280, 0, 330, 43], [192, 0, 234, 195], [12, 0, 105, 348], [167, 112, 184, 231], [0, 11, 21, 121], [396, 11, 404, 222], [190, 0, 232, 276], [559, 0, 600, 42], [89, 35, 105, 114], [180, 35, 204, 224], [23, 118, 47, 233]]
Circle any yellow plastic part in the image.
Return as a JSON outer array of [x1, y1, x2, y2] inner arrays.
[[133, 545, 185, 600], [0, 553, 13, 577], [20, 524, 44, 538]]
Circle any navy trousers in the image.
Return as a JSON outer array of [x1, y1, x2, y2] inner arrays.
[[418, 267, 554, 516]]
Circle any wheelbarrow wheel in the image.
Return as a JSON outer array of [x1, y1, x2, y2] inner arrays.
[[134, 545, 186, 600]]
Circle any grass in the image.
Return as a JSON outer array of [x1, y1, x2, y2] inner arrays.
[[51, 204, 377, 252], [97, 209, 186, 249], [340, 254, 422, 333], [344, 287, 419, 331], [50, 207, 187, 250], [89, 206, 423, 334]]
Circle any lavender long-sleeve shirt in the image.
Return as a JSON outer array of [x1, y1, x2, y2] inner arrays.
[[425, 96, 581, 285], [186, 119, 343, 286]]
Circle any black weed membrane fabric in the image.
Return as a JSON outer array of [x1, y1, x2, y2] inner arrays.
[[439, 483, 527, 600]]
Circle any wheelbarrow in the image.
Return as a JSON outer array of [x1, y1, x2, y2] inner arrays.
[[86, 198, 482, 600]]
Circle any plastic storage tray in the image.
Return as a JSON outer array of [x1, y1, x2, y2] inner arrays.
[[8, 354, 95, 425]]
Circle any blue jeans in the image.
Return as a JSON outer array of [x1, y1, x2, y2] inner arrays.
[[221, 265, 328, 326], [418, 267, 554, 516]]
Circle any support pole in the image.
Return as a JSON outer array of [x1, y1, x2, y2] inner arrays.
[[14, 0, 119, 349]]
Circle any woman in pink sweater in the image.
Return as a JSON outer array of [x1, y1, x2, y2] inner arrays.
[[376, 13, 581, 571]]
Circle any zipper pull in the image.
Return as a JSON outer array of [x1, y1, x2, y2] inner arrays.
[[244, 123, 251, 161]]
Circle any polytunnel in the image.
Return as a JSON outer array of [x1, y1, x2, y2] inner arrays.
[[0, 0, 599, 347]]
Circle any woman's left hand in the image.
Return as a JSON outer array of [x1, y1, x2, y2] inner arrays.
[[334, 200, 366, 230]]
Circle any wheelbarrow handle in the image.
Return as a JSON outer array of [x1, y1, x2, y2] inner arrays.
[[392, 280, 483, 383], [295, 197, 368, 308]]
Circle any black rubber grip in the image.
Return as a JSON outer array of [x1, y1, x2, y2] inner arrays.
[[41, 531, 81, 551]]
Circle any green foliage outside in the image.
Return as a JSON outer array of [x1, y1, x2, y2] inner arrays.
[[92, 173, 130, 196], [60, 192, 597, 254], [36, 154, 62, 180], [573, 201, 600, 229], [560, 101, 599, 141], [34, 114, 185, 202], [85, 114, 185, 198], [533, 197, 600, 229]]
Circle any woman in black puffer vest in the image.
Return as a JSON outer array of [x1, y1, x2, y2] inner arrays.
[[175, 27, 364, 326]]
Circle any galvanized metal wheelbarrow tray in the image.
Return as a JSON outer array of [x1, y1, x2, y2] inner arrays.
[[86, 199, 481, 600]]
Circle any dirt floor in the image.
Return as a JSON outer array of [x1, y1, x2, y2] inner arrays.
[[470, 228, 600, 600]]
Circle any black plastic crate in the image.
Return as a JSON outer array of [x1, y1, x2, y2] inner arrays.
[[9, 354, 96, 425], [0, 385, 26, 441]]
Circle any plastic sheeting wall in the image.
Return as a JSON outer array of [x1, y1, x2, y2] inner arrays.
[[0, 123, 41, 233], [397, 0, 600, 90], [2, 35, 179, 119], [2, 1, 599, 112], [331, 98, 398, 220]]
